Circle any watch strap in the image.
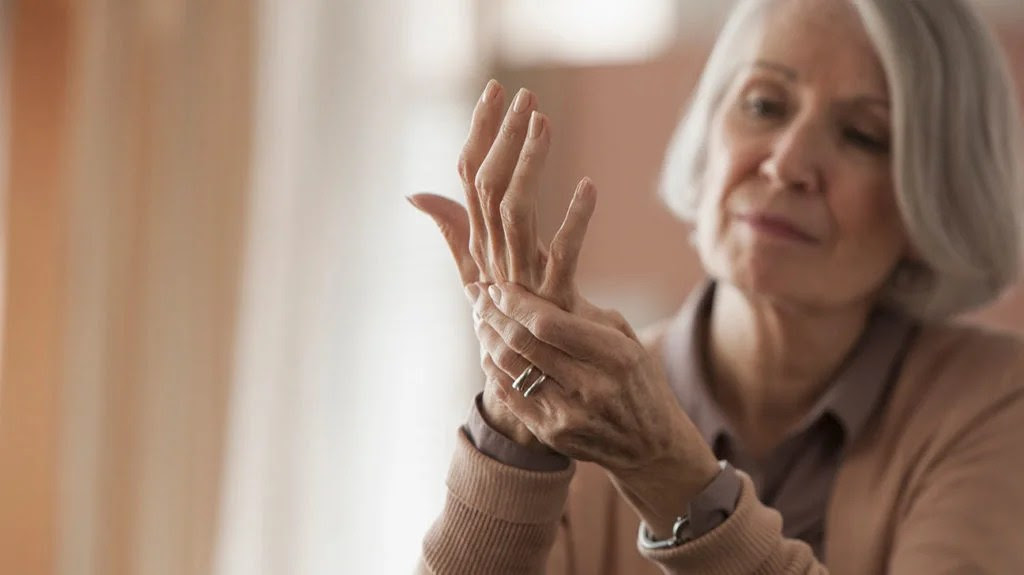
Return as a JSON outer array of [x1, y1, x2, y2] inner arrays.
[[637, 461, 741, 550]]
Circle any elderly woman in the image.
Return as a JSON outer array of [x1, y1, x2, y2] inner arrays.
[[410, 0, 1024, 572]]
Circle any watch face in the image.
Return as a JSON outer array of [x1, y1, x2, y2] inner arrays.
[[637, 516, 690, 550]]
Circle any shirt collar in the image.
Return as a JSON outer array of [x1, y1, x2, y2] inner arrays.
[[662, 280, 918, 449]]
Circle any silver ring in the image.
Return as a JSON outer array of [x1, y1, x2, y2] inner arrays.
[[512, 365, 535, 392], [523, 374, 547, 398]]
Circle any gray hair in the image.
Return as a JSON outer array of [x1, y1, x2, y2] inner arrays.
[[660, 0, 1024, 320]]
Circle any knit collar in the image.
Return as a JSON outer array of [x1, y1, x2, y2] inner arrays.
[[662, 280, 918, 450]]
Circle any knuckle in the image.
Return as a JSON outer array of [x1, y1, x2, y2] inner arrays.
[[480, 353, 495, 373], [470, 244, 488, 268], [476, 320, 494, 343], [568, 387, 589, 408], [606, 310, 629, 333], [499, 198, 524, 227], [508, 324, 535, 354], [483, 193, 503, 214], [518, 145, 543, 166], [546, 425, 571, 447], [499, 119, 520, 140], [457, 153, 477, 185], [618, 343, 643, 371], [474, 173, 493, 195], [476, 301, 494, 324], [475, 176, 504, 210], [495, 346, 519, 371], [530, 314, 556, 341], [548, 237, 572, 263], [547, 417, 579, 447], [469, 233, 487, 254]]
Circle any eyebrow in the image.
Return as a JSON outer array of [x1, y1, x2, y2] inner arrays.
[[746, 59, 891, 109], [750, 59, 798, 81]]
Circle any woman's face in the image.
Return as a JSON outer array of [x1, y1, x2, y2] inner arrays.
[[695, 0, 909, 311]]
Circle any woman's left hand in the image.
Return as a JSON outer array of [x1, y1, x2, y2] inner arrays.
[[470, 281, 722, 537]]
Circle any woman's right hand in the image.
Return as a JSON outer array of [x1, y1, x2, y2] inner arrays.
[[409, 80, 592, 449]]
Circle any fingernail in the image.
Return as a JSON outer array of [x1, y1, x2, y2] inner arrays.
[[465, 283, 480, 301], [512, 88, 531, 113], [480, 79, 499, 104], [488, 284, 502, 305], [528, 111, 544, 139], [405, 195, 421, 209], [574, 178, 595, 202]]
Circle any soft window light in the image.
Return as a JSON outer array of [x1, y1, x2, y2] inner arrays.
[[495, 0, 680, 65]]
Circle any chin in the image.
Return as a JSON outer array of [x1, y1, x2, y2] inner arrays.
[[723, 261, 887, 315], [708, 248, 822, 308], [726, 264, 796, 301]]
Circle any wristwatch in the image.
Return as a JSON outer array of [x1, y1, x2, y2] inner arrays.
[[637, 460, 738, 550], [638, 514, 693, 550]]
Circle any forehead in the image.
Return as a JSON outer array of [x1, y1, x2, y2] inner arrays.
[[747, 0, 889, 97]]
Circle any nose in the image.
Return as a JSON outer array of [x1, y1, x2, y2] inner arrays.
[[760, 115, 823, 194]]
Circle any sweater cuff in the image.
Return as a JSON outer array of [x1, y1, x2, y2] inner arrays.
[[640, 471, 804, 573], [463, 392, 571, 472], [447, 427, 575, 524]]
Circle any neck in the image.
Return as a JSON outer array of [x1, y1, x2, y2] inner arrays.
[[705, 281, 871, 447]]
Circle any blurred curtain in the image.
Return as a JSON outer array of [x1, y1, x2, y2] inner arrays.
[[0, 0, 483, 573], [0, 1, 71, 573], [59, 1, 253, 574], [213, 0, 481, 573], [1, 0, 253, 574], [0, 0, 8, 359]]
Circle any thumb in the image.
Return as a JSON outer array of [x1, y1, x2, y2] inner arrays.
[[407, 193, 480, 286]]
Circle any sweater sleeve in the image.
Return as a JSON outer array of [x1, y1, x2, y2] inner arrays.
[[463, 392, 571, 472], [641, 359, 1024, 575], [638, 471, 828, 574], [885, 363, 1024, 573], [418, 428, 575, 575]]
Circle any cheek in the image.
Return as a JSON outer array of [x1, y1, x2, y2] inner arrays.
[[693, 133, 733, 248], [824, 174, 908, 292], [692, 137, 759, 280], [830, 176, 905, 251], [694, 119, 756, 237], [709, 115, 766, 193], [699, 121, 765, 217]]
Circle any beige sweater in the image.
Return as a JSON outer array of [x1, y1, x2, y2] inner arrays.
[[420, 320, 1024, 574]]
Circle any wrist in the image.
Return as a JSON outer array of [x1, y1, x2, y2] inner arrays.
[[480, 391, 546, 450], [611, 448, 721, 539]]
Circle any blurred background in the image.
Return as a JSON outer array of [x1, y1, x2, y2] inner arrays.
[[0, 1, 1022, 574]]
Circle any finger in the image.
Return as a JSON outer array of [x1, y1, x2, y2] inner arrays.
[[474, 309, 525, 380], [503, 111, 549, 288], [480, 354, 550, 423], [474, 303, 566, 395], [458, 80, 506, 277], [475, 300, 570, 420], [472, 283, 577, 386], [489, 282, 636, 369], [480, 353, 513, 398], [541, 178, 597, 308], [407, 193, 480, 286], [475, 88, 537, 282]]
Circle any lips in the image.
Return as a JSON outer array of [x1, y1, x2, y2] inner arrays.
[[734, 213, 818, 244]]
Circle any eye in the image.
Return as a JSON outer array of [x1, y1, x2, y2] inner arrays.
[[843, 127, 890, 154], [742, 95, 787, 119]]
